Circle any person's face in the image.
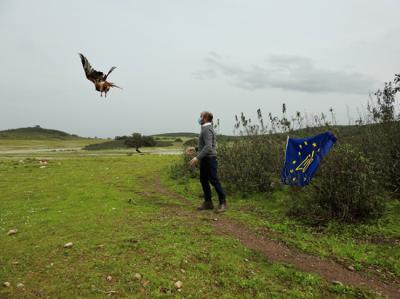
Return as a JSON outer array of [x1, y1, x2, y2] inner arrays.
[[198, 113, 205, 125]]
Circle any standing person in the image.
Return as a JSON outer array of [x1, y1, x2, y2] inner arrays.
[[189, 111, 227, 213]]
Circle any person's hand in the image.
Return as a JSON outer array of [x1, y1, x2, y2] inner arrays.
[[185, 147, 196, 156], [189, 157, 199, 167]]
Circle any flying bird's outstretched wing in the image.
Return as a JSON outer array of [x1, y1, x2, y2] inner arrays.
[[105, 66, 116, 80], [79, 53, 105, 83]]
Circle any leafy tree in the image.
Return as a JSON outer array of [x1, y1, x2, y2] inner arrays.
[[125, 133, 143, 153]]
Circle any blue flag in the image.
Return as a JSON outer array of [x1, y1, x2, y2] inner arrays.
[[281, 132, 337, 186]]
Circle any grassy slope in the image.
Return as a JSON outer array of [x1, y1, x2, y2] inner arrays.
[[0, 155, 370, 298], [0, 127, 103, 151], [0, 127, 83, 140], [0, 139, 102, 151], [165, 175, 400, 281]]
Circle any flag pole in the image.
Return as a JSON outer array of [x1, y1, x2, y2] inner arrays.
[[283, 135, 289, 165]]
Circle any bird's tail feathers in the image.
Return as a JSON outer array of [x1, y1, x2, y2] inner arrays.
[[110, 83, 123, 89]]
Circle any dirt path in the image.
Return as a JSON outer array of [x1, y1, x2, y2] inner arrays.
[[153, 177, 400, 299]]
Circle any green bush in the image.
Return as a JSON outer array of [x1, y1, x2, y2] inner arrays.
[[218, 135, 285, 193], [289, 144, 385, 223], [183, 138, 198, 147], [169, 151, 198, 180], [360, 122, 400, 198], [155, 140, 173, 147]]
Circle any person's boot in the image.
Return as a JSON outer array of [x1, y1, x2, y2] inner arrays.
[[215, 202, 227, 213], [197, 201, 214, 210]]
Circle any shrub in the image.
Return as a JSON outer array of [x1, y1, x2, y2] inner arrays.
[[170, 151, 198, 180], [362, 74, 400, 197], [155, 140, 173, 147], [218, 135, 285, 193], [360, 122, 400, 197], [288, 144, 385, 223], [183, 138, 198, 147]]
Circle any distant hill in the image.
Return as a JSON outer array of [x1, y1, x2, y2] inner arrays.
[[0, 126, 84, 140]]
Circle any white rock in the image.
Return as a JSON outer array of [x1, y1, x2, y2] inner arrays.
[[16, 283, 24, 288], [332, 280, 343, 286], [7, 229, 18, 236], [3, 282, 10, 287], [348, 265, 355, 271], [64, 242, 73, 248], [106, 275, 112, 281], [174, 281, 183, 289], [134, 273, 142, 280]]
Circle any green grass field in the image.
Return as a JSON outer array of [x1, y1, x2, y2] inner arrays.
[[0, 139, 397, 298], [166, 177, 400, 279]]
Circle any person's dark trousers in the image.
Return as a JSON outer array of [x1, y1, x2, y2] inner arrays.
[[199, 156, 226, 204]]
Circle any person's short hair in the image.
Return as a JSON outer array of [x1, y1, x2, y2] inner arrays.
[[202, 111, 213, 122]]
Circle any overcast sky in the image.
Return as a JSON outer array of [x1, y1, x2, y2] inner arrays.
[[0, 0, 399, 137]]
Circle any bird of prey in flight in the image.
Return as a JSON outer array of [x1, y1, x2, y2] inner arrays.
[[79, 53, 122, 97]]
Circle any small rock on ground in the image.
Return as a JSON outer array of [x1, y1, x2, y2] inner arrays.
[[332, 280, 343, 286], [134, 273, 141, 280], [64, 242, 73, 248], [174, 281, 183, 289], [16, 283, 24, 288], [7, 229, 18, 236], [3, 282, 10, 287]]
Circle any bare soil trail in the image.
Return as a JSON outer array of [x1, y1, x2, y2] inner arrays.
[[152, 176, 400, 299]]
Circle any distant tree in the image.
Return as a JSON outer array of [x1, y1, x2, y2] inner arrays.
[[175, 138, 183, 142], [115, 135, 129, 140], [125, 133, 143, 153]]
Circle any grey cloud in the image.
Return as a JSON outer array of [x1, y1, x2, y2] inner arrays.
[[194, 53, 375, 94]]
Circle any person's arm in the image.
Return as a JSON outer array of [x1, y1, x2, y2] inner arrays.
[[196, 128, 213, 160]]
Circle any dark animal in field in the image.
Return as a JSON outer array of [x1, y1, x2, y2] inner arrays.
[[79, 53, 122, 97]]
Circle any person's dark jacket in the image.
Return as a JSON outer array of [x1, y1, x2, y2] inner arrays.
[[196, 124, 217, 160]]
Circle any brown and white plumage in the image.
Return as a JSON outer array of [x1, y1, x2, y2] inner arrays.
[[79, 53, 122, 97]]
